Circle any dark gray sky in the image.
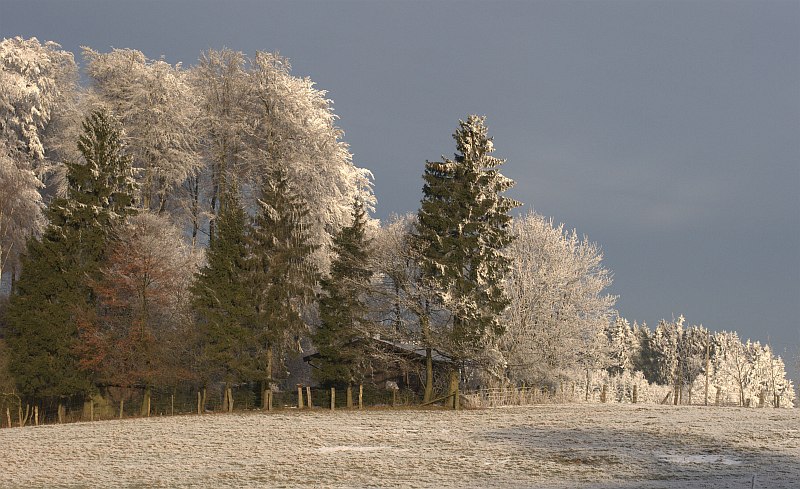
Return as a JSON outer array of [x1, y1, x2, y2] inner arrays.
[[3, 0, 799, 378]]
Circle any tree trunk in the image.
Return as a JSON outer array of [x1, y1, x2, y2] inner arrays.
[[6, 407, 11, 428], [141, 386, 151, 417], [424, 348, 434, 404], [632, 384, 638, 404], [346, 385, 353, 409]]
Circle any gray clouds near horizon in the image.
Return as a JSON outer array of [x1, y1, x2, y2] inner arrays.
[[2, 1, 799, 376]]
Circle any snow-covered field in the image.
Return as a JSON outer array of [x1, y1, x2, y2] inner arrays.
[[0, 404, 797, 488]]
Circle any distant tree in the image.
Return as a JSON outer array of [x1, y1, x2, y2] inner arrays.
[[606, 317, 638, 376], [676, 323, 708, 404], [415, 115, 518, 405], [711, 331, 754, 407], [4, 109, 136, 417], [249, 169, 318, 407], [313, 200, 373, 391], [190, 185, 254, 412]]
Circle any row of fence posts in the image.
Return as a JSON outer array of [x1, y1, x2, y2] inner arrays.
[[3, 384, 410, 428], [292, 384, 397, 411]]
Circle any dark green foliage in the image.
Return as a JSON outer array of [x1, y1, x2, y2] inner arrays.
[[190, 187, 256, 384], [633, 325, 660, 384], [313, 200, 373, 386], [5, 109, 136, 399], [250, 169, 318, 377], [414, 115, 518, 359]]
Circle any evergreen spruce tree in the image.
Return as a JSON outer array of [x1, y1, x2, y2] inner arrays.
[[190, 185, 254, 412], [313, 200, 373, 390], [5, 109, 136, 414], [414, 115, 518, 406], [250, 169, 318, 407]]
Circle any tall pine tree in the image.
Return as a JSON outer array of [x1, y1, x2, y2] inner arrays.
[[415, 115, 518, 406], [250, 169, 318, 408], [190, 185, 254, 412], [313, 200, 373, 390], [5, 109, 136, 416]]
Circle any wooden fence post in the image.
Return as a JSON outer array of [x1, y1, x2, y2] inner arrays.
[[89, 401, 93, 422], [346, 385, 353, 409], [35, 405, 39, 426], [297, 385, 303, 410], [392, 389, 397, 408], [306, 386, 312, 409], [330, 387, 335, 411], [359, 385, 363, 410], [119, 399, 124, 420], [6, 407, 11, 428], [632, 384, 638, 404], [197, 391, 202, 415]]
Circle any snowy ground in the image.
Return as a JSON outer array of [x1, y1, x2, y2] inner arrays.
[[0, 403, 797, 488]]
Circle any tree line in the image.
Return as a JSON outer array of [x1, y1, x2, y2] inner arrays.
[[0, 37, 795, 421]]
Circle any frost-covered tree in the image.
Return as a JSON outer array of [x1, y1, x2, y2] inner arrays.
[[5, 110, 136, 416], [606, 316, 638, 375], [190, 49, 252, 241], [0, 146, 43, 290], [83, 48, 200, 214], [0, 37, 80, 286], [415, 116, 518, 404], [314, 200, 374, 390], [711, 331, 754, 406], [500, 212, 615, 389], [191, 49, 374, 265], [249, 169, 318, 407], [676, 323, 708, 404], [246, 52, 374, 235]]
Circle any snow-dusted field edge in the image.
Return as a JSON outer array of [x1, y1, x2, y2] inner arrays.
[[0, 404, 797, 488]]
